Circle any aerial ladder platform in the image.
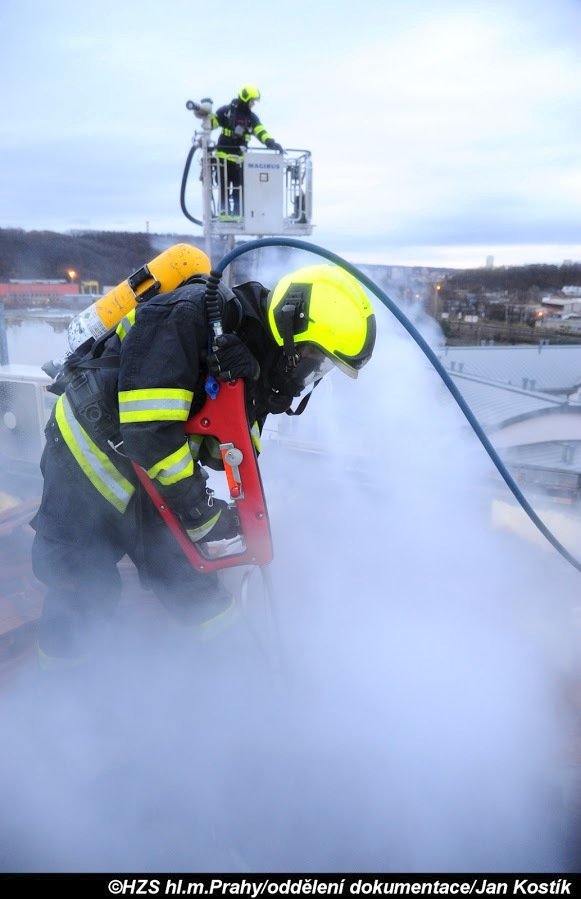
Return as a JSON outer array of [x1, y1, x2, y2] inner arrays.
[[181, 98, 313, 264]]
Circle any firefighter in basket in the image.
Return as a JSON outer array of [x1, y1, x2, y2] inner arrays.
[[211, 84, 284, 218]]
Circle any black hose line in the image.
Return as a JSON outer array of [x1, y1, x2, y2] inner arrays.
[[180, 145, 203, 227], [213, 235, 581, 576]]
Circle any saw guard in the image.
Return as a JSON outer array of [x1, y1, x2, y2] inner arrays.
[[131, 379, 273, 572]]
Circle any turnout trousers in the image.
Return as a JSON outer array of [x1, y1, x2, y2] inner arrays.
[[31, 415, 231, 661]]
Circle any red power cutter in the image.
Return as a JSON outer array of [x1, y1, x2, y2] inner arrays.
[[132, 379, 273, 573]]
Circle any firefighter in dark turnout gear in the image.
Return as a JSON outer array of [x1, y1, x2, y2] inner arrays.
[[31, 264, 376, 669], [211, 84, 283, 217]]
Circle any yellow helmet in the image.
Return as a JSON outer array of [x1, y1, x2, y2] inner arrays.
[[239, 84, 261, 103], [267, 264, 376, 382]]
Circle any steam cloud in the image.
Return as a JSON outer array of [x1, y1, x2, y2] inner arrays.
[[0, 290, 579, 873]]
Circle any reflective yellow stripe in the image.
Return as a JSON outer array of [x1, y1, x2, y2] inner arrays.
[[118, 388, 193, 423], [188, 434, 203, 459], [37, 643, 89, 671], [147, 441, 194, 485], [188, 434, 222, 463], [216, 150, 243, 164], [251, 421, 261, 453], [196, 595, 239, 643], [185, 510, 221, 542], [116, 308, 136, 341], [55, 396, 135, 513]]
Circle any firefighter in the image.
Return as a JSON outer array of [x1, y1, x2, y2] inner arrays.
[[31, 264, 376, 669], [211, 84, 283, 217]]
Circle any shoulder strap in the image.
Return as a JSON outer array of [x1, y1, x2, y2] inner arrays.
[[285, 378, 322, 416]]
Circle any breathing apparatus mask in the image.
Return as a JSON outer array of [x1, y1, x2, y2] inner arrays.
[[269, 341, 334, 396], [265, 285, 334, 414]]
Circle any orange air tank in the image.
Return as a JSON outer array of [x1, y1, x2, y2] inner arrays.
[[67, 243, 211, 351]]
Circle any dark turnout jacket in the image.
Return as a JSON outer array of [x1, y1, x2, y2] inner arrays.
[[47, 280, 281, 518], [212, 99, 275, 154]]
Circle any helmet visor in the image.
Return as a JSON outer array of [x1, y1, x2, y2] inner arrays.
[[290, 344, 335, 391]]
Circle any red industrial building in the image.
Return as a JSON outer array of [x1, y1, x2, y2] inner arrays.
[[0, 279, 98, 307]]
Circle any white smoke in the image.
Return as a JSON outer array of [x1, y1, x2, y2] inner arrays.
[[257, 299, 580, 872], [0, 290, 579, 873]]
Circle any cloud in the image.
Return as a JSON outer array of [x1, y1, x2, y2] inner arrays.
[[0, 0, 580, 266]]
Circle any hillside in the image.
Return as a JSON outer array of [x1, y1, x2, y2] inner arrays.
[[0, 228, 308, 289], [1, 227, 580, 294], [0, 228, 214, 286], [445, 262, 581, 293]]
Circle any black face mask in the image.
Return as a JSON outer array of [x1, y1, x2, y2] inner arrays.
[[268, 344, 334, 398], [264, 390, 295, 414]]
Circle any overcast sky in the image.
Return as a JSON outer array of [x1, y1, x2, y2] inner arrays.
[[1, 0, 580, 269]]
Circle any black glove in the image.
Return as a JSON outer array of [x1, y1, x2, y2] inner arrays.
[[183, 496, 240, 543], [265, 139, 284, 153], [206, 333, 260, 382]]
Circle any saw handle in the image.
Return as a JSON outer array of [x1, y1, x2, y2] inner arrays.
[[132, 379, 272, 572]]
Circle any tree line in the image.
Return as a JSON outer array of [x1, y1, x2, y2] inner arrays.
[[0, 228, 217, 287], [444, 262, 581, 294], [0, 228, 284, 288], [1, 227, 579, 294]]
